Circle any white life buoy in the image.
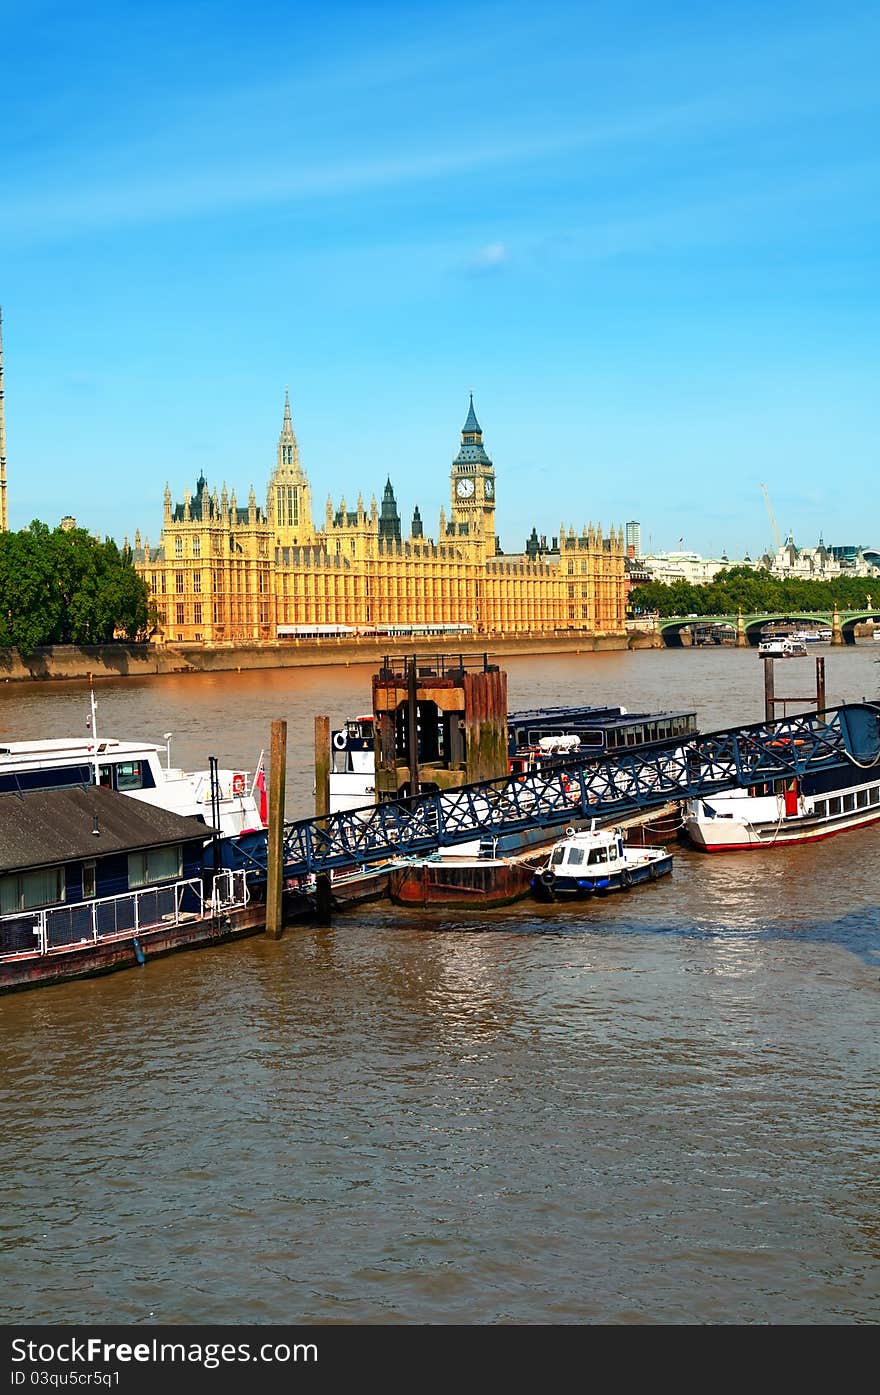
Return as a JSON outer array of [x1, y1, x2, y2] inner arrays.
[[232, 772, 246, 795], [332, 731, 348, 750]]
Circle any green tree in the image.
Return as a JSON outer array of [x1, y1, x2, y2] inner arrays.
[[0, 521, 150, 653]]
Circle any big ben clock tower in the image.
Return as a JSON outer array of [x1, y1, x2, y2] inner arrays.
[[449, 394, 496, 559]]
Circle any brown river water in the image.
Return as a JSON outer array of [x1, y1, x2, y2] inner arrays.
[[1, 646, 879, 1324]]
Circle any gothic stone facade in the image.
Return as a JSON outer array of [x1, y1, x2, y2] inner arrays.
[[133, 396, 626, 643]]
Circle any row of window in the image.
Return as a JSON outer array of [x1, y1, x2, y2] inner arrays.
[[0, 847, 184, 914], [814, 786, 880, 819]]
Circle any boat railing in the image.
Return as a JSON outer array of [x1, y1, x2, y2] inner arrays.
[[0, 870, 249, 960]]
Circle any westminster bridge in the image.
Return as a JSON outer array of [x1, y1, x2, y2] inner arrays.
[[656, 607, 880, 647]]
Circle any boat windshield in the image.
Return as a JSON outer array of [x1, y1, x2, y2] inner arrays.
[[587, 847, 608, 864], [551, 847, 566, 866]]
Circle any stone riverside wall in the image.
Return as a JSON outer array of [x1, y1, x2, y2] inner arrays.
[[0, 630, 639, 684]]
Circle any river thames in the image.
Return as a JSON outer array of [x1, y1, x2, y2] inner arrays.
[[1, 646, 879, 1324]]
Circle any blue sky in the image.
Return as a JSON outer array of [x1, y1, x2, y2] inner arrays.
[[2, 0, 878, 558]]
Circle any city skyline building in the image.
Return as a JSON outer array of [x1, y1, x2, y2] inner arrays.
[[133, 396, 626, 644], [625, 520, 641, 559]]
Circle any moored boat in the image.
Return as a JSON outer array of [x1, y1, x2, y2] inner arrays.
[[0, 688, 266, 839], [531, 823, 673, 900], [683, 764, 880, 850]]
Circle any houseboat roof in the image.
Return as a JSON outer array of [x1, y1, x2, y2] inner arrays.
[[508, 705, 696, 730], [0, 787, 211, 874]]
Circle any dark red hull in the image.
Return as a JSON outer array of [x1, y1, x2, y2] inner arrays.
[[389, 859, 534, 909]]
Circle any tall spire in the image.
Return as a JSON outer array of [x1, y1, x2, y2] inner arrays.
[[454, 392, 492, 467], [0, 306, 7, 532], [276, 387, 301, 474], [462, 392, 481, 437]]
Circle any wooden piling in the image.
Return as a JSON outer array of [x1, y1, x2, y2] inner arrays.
[[763, 655, 775, 723], [815, 656, 826, 713], [265, 719, 287, 940], [314, 714, 330, 818], [407, 655, 420, 797]]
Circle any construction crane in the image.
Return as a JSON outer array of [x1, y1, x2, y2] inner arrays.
[[760, 483, 782, 551]]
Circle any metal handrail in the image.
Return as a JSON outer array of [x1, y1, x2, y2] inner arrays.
[[0, 870, 249, 961]]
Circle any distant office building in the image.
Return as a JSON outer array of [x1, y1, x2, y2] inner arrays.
[[625, 520, 641, 559]]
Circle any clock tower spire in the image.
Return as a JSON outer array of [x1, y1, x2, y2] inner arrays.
[[449, 393, 496, 558]]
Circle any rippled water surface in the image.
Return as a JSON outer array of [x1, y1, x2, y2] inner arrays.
[[1, 648, 879, 1323]]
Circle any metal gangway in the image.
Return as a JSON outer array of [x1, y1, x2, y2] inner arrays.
[[248, 702, 880, 880]]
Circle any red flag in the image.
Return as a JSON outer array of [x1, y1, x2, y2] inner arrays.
[[253, 751, 268, 826]]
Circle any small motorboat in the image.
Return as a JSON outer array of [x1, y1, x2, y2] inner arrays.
[[531, 822, 673, 900], [758, 636, 807, 657]]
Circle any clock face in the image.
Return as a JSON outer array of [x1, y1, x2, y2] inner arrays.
[[484, 477, 494, 500], [456, 476, 475, 499]]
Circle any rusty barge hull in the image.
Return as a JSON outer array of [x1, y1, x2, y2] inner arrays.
[[0, 902, 267, 995], [389, 858, 535, 909]]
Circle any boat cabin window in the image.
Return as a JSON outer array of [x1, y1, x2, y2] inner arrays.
[[828, 797, 841, 816], [566, 847, 584, 865], [115, 761, 145, 791], [579, 729, 604, 749], [551, 847, 566, 866], [856, 789, 869, 809], [608, 845, 617, 860], [587, 847, 608, 865], [843, 793, 855, 813], [0, 866, 66, 913], [814, 800, 826, 818], [82, 861, 96, 899], [128, 845, 182, 889], [870, 787, 880, 805]]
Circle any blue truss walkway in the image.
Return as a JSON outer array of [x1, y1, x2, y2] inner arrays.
[[233, 702, 880, 880]]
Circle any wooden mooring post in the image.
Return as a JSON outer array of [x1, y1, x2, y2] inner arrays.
[[764, 655, 827, 721], [314, 714, 330, 818], [265, 719, 287, 940]]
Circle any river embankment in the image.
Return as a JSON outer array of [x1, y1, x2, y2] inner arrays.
[[0, 629, 657, 683]]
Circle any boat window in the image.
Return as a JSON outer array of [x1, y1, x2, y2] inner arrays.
[[843, 793, 855, 813], [828, 797, 842, 816], [551, 847, 566, 866], [82, 862, 96, 900], [856, 789, 869, 809], [587, 847, 608, 864], [0, 866, 65, 913], [98, 764, 114, 789], [567, 847, 584, 865], [115, 761, 145, 791], [608, 845, 617, 860], [870, 787, 880, 805], [128, 845, 182, 889], [814, 800, 826, 818]]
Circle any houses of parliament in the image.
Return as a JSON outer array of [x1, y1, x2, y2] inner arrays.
[[132, 395, 626, 644]]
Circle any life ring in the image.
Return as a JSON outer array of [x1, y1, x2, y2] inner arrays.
[[565, 826, 576, 837], [540, 867, 556, 885], [620, 868, 633, 890], [332, 731, 348, 750], [232, 772, 246, 795]]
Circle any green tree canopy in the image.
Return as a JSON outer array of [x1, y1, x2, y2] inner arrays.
[[0, 522, 151, 653]]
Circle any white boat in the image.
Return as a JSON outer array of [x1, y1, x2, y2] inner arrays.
[[758, 636, 807, 657], [791, 628, 831, 644], [683, 765, 880, 851], [0, 691, 265, 838], [531, 822, 673, 900], [329, 714, 376, 813]]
